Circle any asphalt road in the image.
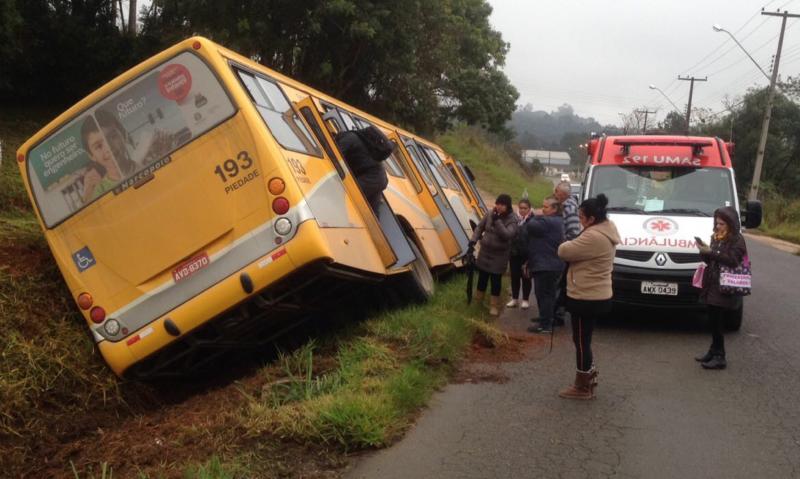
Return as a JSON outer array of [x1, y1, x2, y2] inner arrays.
[[346, 239, 800, 478]]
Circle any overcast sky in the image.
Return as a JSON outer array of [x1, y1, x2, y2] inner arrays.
[[487, 0, 800, 125]]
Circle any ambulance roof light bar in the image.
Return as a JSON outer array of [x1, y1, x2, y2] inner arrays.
[[612, 138, 713, 156]]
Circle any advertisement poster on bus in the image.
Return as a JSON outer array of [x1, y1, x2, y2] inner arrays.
[[28, 52, 235, 226]]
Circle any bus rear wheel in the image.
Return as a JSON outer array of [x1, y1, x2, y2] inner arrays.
[[399, 236, 435, 303]]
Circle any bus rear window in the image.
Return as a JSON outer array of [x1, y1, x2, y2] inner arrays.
[[28, 51, 236, 227]]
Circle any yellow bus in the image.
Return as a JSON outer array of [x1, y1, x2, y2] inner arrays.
[[16, 37, 484, 378]]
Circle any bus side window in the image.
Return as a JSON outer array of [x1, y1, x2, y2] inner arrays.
[[236, 70, 322, 157], [299, 106, 346, 179], [383, 151, 405, 178], [339, 110, 357, 131]]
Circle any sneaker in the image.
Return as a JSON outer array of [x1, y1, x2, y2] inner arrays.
[[521, 300, 530, 309], [505, 298, 518, 308], [527, 325, 552, 334]]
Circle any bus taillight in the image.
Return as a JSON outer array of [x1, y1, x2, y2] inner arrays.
[[90, 307, 106, 324], [192, 41, 201, 50], [268, 177, 286, 195], [272, 197, 290, 215], [77, 293, 93, 310]]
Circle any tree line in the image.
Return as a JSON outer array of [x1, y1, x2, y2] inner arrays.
[[0, 0, 518, 136]]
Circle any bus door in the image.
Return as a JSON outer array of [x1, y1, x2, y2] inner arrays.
[[456, 159, 488, 216], [385, 130, 462, 259], [400, 137, 470, 256], [294, 97, 414, 269]]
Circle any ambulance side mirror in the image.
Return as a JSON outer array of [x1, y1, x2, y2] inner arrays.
[[742, 200, 762, 229]]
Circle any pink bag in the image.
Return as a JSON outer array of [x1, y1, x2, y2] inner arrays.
[[692, 263, 706, 289]]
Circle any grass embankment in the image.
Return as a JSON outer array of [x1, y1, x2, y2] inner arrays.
[[758, 196, 800, 246], [0, 110, 507, 478], [438, 125, 552, 202]]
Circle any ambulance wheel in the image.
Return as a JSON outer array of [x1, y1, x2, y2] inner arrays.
[[400, 236, 435, 303], [725, 305, 743, 331]]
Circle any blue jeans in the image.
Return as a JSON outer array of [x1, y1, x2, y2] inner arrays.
[[532, 270, 559, 329]]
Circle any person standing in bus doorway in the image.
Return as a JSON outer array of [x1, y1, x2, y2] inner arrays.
[[80, 116, 123, 203], [524, 196, 565, 334], [335, 129, 389, 211], [695, 206, 748, 370], [557, 194, 619, 399], [470, 194, 518, 316], [506, 198, 533, 310], [554, 181, 581, 326]]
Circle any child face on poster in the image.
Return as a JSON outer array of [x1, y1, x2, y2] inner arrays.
[[84, 129, 122, 180]]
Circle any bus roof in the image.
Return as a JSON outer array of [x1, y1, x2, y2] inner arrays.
[[588, 135, 732, 168]]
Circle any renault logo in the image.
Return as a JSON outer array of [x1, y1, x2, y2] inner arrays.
[[655, 253, 668, 266]]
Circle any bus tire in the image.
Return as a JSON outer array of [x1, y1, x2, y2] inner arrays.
[[725, 305, 743, 331], [399, 236, 435, 303]]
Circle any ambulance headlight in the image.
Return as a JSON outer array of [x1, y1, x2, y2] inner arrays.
[[104, 319, 121, 336], [274, 217, 293, 236]]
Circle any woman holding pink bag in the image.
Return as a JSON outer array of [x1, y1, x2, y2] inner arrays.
[[695, 206, 749, 370]]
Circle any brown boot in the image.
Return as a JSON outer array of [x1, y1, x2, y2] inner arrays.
[[489, 296, 500, 316], [588, 367, 598, 392], [558, 370, 594, 400]]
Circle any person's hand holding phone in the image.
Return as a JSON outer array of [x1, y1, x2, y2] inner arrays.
[[695, 236, 711, 254]]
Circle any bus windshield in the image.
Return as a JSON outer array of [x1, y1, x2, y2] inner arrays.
[[588, 165, 734, 217], [27, 51, 235, 227]]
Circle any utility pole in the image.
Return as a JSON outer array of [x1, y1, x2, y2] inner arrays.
[[678, 76, 707, 135], [749, 9, 800, 201], [635, 108, 657, 133]]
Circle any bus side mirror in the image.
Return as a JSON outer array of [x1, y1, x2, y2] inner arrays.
[[463, 165, 476, 182], [742, 200, 762, 229]]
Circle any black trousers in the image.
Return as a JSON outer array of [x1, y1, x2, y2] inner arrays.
[[555, 266, 568, 310], [477, 269, 502, 296], [509, 255, 532, 301], [532, 270, 559, 328], [708, 305, 729, 354], [567, 298, 612, 371]]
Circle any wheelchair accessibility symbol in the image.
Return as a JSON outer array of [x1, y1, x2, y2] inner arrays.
[[72, 247, 96, 272]]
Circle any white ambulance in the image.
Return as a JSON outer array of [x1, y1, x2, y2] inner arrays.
[[581, 135, 762, 330]]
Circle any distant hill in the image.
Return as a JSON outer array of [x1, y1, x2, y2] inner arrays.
[[507, 103, 621, 151]]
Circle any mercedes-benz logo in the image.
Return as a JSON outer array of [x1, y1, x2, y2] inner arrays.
[[655, 253, 668, 266]]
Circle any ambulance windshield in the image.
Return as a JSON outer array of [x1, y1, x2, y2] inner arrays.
[[588, 165, 734, 216]]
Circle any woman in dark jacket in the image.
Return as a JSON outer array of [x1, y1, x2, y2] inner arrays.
[[507, 199, 533, 310], [470, 194, 518, 316], [695, 206, 748, 370]]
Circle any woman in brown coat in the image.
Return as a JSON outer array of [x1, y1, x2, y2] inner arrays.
[[557, 194, 620, 400], [470, 194, 518, 316], [695, 206, 748, 370]]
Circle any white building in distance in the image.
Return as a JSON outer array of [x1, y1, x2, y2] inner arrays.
[[521, 150, 571, 175]]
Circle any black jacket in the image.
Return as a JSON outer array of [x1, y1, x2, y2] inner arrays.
[[700, 206, 748, 310], [335, 130, 388, 200], [336, 131, 383, 176]]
